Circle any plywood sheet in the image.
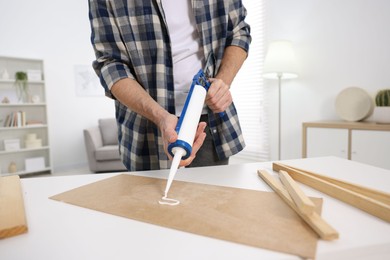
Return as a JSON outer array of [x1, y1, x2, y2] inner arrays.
[[50, 174, 322, 258], [0, 175, 28, 239]]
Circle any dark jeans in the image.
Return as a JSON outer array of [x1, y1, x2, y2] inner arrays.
[[186, 115, 229, 168]]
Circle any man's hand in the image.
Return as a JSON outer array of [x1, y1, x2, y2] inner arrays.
[[204, 45, 247, 114], [159, 114, 206, 167], [205, 78, 232, 113], [158, 113, 179, 157]]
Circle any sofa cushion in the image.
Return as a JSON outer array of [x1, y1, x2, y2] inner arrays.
[[98, 118, 118, 146], [95, 145, 121, 161]]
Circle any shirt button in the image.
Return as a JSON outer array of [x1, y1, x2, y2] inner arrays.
[[212, 129, 217, 134]]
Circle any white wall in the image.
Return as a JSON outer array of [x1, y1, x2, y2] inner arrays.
[[1, 0, 389, 170], [0, 0, 115, 172], [265, 0, 390, 160]]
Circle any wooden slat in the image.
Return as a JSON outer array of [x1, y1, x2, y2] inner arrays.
[[0, 175, 28, 239], [273, 163, 390, 223], [278, 170, 316, 215], [285, 164, 390, 205], [258, 170, 339, 240]]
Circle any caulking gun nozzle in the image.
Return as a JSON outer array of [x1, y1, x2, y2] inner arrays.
[[164, 148, 186, 197]]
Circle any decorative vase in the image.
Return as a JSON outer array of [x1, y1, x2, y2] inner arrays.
[[16, 84, 30, 103], [8, 162, 17, 173], [1, 69, 9, 79], [371, 107, 390, 124], [15, 71, 30, 103]]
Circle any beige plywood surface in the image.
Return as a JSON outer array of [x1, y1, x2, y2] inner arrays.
[[50, 174, 322, 258]]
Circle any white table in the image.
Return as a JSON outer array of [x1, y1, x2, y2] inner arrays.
[[1, 157, 389, 260]]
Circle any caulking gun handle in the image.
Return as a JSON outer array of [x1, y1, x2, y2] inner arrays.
[[203, 73, 226, 118]]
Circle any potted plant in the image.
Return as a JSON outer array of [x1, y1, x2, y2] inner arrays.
[[14, 71, 29, 103], [372, 89, 390, 124]]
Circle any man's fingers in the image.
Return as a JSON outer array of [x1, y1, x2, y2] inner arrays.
[[160, 114, 178, 159]]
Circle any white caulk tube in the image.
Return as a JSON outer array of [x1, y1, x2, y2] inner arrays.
[[164, 79, 208, 197]]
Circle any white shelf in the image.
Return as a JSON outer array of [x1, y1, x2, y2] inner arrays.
[[0, 146, 50, 155], [0, 79, 44, 84], [1, 167, 52, 177], [0, 125, 48, 130], [0, 103, 46, 107], [0, 79, 14, 84]]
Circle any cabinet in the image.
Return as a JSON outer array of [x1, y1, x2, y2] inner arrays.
[[302, 121, 390, 170], [0, 56, 51, 176]]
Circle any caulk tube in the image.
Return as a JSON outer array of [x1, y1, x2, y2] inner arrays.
[[168, 80, 208, 159], [164, 79, 208, 197]]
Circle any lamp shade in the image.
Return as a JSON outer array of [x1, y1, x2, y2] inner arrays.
[[263, 40, 298, 79]]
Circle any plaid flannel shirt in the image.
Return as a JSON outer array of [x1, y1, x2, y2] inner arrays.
[[89, 0, 251, 171]]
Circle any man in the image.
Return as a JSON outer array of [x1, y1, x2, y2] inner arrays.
[[89, 0, 251, 171]]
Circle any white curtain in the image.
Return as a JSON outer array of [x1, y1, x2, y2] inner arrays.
[[231, 0, 269, 162]]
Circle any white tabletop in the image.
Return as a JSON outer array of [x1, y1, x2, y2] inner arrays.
[[1, 156, 390, 260]]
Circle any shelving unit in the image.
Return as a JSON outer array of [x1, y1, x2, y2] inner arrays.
[[302, 121, 390, 170], [0, 56, 51, 176]]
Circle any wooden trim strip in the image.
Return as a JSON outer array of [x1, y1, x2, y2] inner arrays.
[[283, 164, 390, 205], [273, 163, 390, 223], [279, 170, 316, 215], [0, 175, 28, 239], [258, 170, 339, 240]]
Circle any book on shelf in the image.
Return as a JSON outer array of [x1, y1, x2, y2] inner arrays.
[[2, 111, 27, 127]]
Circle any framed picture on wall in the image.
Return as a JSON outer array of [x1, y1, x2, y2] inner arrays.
[[74, 65, 103, 97], [27, 69, 43, 81]]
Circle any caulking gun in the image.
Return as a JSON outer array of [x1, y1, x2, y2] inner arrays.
[[162, 69, 216, 199]]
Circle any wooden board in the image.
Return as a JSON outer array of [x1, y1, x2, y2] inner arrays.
[[278, 170, 316, 215], [280, 164, 390, 205], [258, 170, 339, 240], [273, 162, 390, 223], [50, 174, 323, 259], [0, 175, 28, 239]]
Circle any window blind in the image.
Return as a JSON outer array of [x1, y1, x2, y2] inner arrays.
[[230, 0, 269, 161]]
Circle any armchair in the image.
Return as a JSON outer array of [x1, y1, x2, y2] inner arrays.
[[83, 118, 126, 173]]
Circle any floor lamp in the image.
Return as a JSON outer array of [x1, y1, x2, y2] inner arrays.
[[263, 40, 298, 160]]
